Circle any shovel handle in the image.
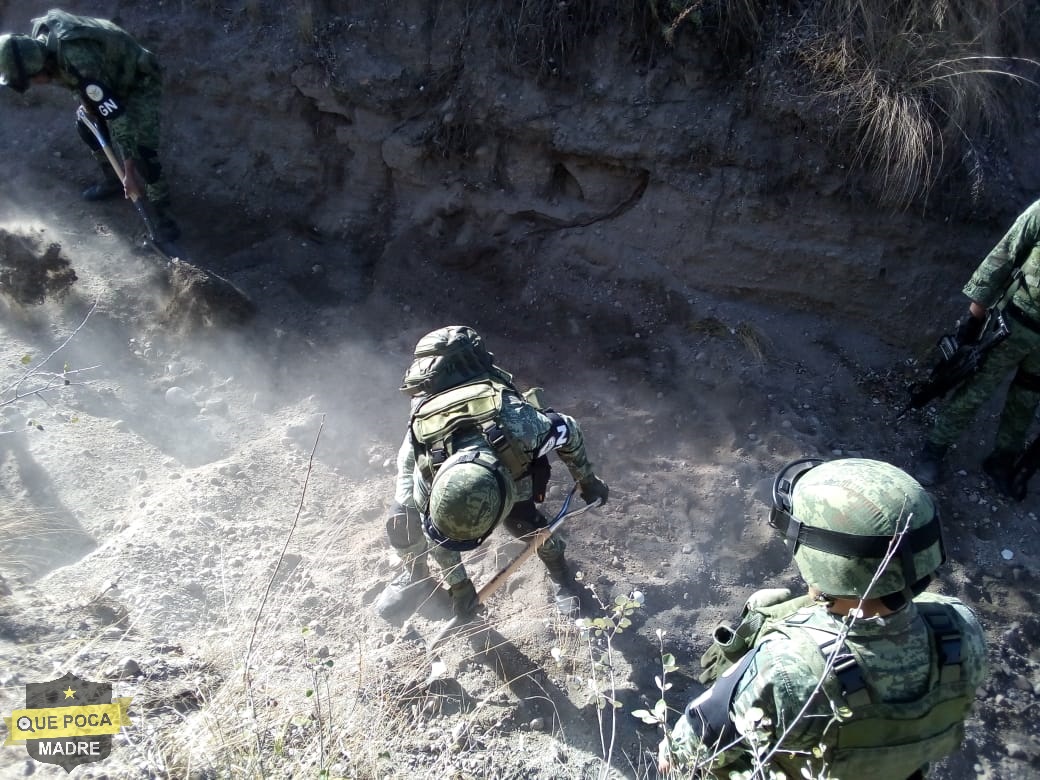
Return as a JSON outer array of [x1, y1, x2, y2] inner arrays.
[[474, 526, 553, 606], [428, 484, 597, 651], [76, 106, 160, 243]]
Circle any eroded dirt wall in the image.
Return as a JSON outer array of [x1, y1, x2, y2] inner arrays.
[[2, 0, 1039, 349]]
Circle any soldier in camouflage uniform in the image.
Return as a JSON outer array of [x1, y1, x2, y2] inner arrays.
[[373, 326, 609, 624], [914, 199, 1040, 494], [660, 458, 987, 780], [0, 9, 179, 242]]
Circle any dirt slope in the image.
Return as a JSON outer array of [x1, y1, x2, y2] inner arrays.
[[2, 2, 1040, 778]]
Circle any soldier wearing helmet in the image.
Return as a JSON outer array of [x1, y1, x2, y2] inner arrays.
[[0, 10, 179, 243], [660, 458, 987, 779], [374, 325, 609, 624]]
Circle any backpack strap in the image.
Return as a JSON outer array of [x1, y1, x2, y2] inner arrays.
[[795, 624, 873, 708], [481, 417, 530, 479], [916, 603, 963, 684], [818, 634, 872, 708], [798, 604, 964, 711]]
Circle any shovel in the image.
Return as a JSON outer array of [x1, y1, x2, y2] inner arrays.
[[427, 482, 600, 652], [76, 105, 166, 250], [75, 106, 255, 323]]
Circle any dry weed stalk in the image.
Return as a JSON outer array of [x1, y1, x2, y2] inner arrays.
[[1, 299, 99, 427], [793, 0, 1036, 206]]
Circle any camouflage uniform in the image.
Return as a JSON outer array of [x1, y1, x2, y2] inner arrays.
[[665, 458, 987, 779], [392, 388, 596, 586], [928, 199, 1040, 456], [31, 11, 171, 207], [668, 591, 988, 779]]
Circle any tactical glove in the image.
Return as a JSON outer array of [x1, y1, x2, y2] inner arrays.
[[955, 312, 985, 346], [579, 474, 609, 506]]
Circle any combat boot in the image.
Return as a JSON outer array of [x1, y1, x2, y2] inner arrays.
[[913, 441, 948, 487], [448, 578, 480, 622], [982, 450, 1018, 499], [542, 555, 586, 618], [82, 177, 122, 202], [373, 556, 435, 626]]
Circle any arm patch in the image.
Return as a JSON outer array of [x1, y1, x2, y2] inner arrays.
[[82, 80, 125, 120], [536, 412, 571, 457]]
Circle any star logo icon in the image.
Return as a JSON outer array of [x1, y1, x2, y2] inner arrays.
[[63, 687, 76, 699]]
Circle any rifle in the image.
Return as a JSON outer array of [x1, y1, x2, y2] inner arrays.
[[896, 308, 1011, 420], [1009, 435, 1040, 502]]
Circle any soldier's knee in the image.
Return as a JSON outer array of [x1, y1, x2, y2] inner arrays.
[[503, 500, 548, 539]]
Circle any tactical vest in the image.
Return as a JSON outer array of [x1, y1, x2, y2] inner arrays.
[[770, 603, 974, 779], [410, 379, 534, 491], [31, 10, 158, 117]]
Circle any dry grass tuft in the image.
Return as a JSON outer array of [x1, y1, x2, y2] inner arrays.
[[782, 0, 1034, 206]]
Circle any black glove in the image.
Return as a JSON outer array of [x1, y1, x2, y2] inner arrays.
[[579, 475, 609, 506], [955, 313, 985, 346]]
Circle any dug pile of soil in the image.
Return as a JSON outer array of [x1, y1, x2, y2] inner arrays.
[[0, 227, 76, 306]]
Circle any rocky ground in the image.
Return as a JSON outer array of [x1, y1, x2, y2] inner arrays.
[[2, 1, 1040, 778]]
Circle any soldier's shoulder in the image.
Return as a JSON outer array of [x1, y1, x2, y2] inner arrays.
[[753, 626, 827, 676], [914, 593, 983, 632]]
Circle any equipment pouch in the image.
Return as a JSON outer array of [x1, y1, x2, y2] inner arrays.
[[699, 593, 814, 684], [523, 387, 547, 410], [698, 621, 750, 684], [411, 381, 502, 445]]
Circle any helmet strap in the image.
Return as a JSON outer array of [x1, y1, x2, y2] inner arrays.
[[8, 39, 29, 92], [880, 574, 933, 611]]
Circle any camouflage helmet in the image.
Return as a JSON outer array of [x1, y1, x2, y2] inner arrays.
[[0, 34, 45, 93], [769, 458, 945, 600], [424, 448, 515, 551], [401, 325, 498, 397]]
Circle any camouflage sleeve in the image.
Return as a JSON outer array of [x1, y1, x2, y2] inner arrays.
[[393, 432, 418, 510], [666, 708, 753, 775], [665, 642, 816, 777], [538, 410, 596, 483], [962, 199, 1040, 307], [59, 39, 142, 153], [727, 638, 834, 763]]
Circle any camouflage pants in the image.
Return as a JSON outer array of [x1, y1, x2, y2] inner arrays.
[[425, 499, 566, 587], [76, 73, 171, 207], [929, 317, 1040, 454]]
